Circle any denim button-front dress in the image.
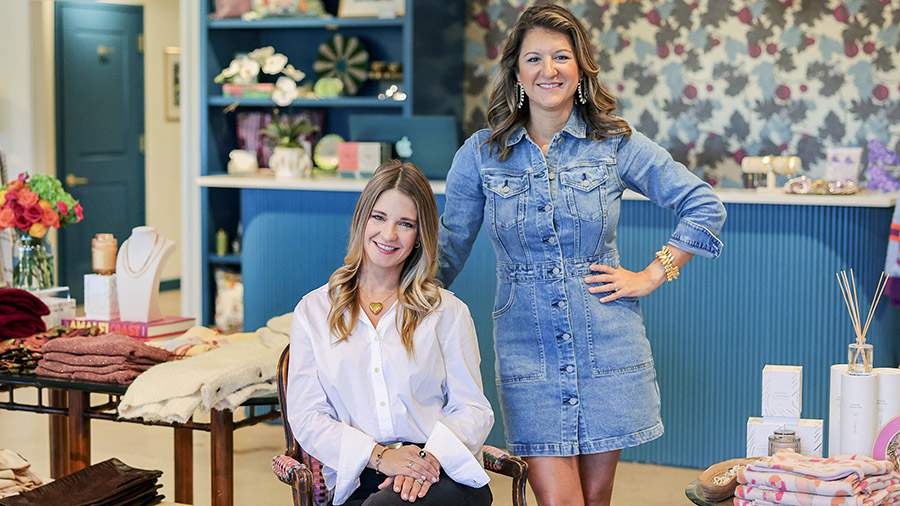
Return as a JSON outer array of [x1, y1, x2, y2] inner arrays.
[[438, 109, 726, 457]]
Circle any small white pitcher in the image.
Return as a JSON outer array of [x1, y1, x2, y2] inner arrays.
[[269, 144, 312, 179]]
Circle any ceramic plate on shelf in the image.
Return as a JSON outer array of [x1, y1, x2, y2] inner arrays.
[[313, 34, 368, 96], [314, 134, 344, 172]]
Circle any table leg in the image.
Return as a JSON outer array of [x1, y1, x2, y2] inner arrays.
[[210, 408, 234, 506], [66, 390, 90, 472], [174, 427, 193, 504], [48, 388, 68, 478]]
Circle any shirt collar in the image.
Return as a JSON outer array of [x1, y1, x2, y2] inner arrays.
[[505, 107, 588, 147]]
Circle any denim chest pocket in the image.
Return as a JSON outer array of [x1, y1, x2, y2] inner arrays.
[[559, 165, 608, 221], [483, 172, 529, 230]]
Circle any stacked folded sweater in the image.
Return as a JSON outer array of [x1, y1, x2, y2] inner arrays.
[[35, 332, 172, 385], [0, 450, 42, 499], [0, 289, 49, 340], [735, 449, 900, 505], [0, 326, 98, 375], [118, 313, 290, 423]]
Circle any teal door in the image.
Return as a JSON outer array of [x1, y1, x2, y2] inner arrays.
[[55, 2, 145, 301]]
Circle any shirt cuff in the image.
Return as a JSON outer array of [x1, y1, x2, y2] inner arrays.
[[333, 425, 376, 505], [424, 421, 490, 488], [669, 218, 724, 259]]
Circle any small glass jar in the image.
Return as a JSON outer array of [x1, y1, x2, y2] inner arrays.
[[768, 429, 801, 456], [91, 233, 117, 275], [848, 342, 874, 375]]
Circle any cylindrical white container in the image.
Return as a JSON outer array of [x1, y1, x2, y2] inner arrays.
[[875, 368, 900, 432], [830, 364, 848, 457], [840, 371, 879, 456]]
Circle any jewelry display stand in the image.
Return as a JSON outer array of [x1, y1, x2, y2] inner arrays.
[[116, 226, 175, 322]]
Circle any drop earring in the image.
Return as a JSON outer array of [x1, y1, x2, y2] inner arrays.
[[577, 79, 587, 105], [517, 82, 525, 109]]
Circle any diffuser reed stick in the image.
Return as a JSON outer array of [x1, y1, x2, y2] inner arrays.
[[836, 269, 887, 373]]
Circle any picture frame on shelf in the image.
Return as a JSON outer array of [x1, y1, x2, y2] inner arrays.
[[164, 47, 181, 122], [338, 0, 404, 18]]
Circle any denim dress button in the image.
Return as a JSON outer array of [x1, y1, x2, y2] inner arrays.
[[567, 398, 578, 405], [551, 267, 560, 275], [565, 365, 574, 373], [501, 186, 510, 193], [556, 300, 566, 309], [543, 204, 552, 212], [548, 237, 557, 244], [548, 172, 556, 180], [560, 333, 571, 340]]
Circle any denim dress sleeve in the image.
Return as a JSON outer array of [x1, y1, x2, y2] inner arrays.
[[437, 135, 487, 286], [614, 130, 726, 258]]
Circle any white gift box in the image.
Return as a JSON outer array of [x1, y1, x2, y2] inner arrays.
[[84, 273, 119, 320], [39, 296, 76, 329], [747, 417, 823, 457], [762, 365, 803, 419]]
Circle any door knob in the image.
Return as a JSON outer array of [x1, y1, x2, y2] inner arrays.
[[66, 174, 89, 187], [97, 45, 115, 57]]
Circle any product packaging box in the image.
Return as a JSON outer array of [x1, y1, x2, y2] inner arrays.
[[747, 417, 823, 457], [84, 274, 120, 320], [39, 296, 76, 329], [337, 142, 391, 175], [762, 365, 803, 419]]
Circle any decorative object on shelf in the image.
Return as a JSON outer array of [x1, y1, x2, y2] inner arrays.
[[825, 147, 863, 185], [742, 155, 800, 190], [313, 34, 369, 96], [0, 173, 83, 291], [866, 139, 900, 193], [214, 46, 306, 104], [377, 84, 406, 101], [164, 47, 181, 122], [236, 110, 325, 169], [783, 175, 859, 195], [836, 269, 887, 376], [313, 134, 344, 172], [208, 0, 252, 19], [91, 233, 117, 275], [262, 109, 319, 178], [369, 61, 405, 100], [338, 0, 404, 18], [247, 0, 326, 19], [313, 77, 344, 98], [222, 82, 274, 99], [227, 149, 259, 175]]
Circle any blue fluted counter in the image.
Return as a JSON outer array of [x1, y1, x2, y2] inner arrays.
[[200, 174, 900, 468]]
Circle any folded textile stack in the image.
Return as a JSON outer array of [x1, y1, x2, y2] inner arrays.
[[0, 450, 43, 499], [0, 289, 49, 340], [0, 458, 163, 506], [150, 326, 258, 359], [735, 449, 900, 505], [0, 326, 99, 375], [118, 313, 290, 423], [35, 332, 172, 385]]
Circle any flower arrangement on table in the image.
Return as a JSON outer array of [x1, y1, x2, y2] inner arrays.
[[0, 173, 83, 290], [214, 46, 307, 106]]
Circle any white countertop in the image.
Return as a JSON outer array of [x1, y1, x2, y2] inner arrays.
[[197, 174, 898, 208]]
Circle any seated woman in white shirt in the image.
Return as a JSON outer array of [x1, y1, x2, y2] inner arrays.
[[287, 160, 494, 506]]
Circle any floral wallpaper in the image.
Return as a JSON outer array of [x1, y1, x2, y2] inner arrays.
[[463, 0, 900, 187]]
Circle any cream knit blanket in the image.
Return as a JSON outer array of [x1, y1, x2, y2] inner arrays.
[[117, 314, 290, 423]]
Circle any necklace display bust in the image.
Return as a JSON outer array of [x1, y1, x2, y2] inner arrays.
[[115, 226, 175, 322]]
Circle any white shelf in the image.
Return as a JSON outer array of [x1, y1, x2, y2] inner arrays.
[[198, 174, 897, 207]]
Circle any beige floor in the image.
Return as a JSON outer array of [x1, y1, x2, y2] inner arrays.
[[0, 290, 702, 505]]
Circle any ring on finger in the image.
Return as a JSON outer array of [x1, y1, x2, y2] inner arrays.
[[613, 282, 618, 292], [415, 478, 424, 485], [417, 450, 427, 458], [407, 461, 413, 468]]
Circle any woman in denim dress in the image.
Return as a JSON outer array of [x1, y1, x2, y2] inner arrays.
[[437, 4, 726, 505]]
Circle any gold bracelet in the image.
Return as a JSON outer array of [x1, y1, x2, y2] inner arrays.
[[654, 245, 679, 282], [374, 442, 403, 474]]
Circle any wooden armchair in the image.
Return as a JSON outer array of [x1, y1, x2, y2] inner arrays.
[[271, 346, 528, 506]]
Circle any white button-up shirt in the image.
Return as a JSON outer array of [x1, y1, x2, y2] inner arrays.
[[287, 285, 494, 505]]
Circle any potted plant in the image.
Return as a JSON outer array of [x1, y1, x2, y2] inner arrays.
[[262, 109, 320, 179]]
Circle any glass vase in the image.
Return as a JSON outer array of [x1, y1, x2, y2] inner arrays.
[[848, 342, 874, 375], [12, 231, 54, 291]]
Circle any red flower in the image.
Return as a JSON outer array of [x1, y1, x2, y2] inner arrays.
[[15, 213, 30, 232], [6, 180, 23, 192], [0, 208, 13, 228], [56, 201, 68, 215], [41, 207, 60, 228], [74, 204, 83, 221], [18, 189, 39, 206], [5, 190, 18, 201], [25, 204, 43, 224], [10, 202, 24, 218]]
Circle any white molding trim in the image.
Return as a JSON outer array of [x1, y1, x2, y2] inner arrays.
[[179, 0, 201, 318]]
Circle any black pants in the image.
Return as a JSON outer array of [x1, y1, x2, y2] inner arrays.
[[334, 468, 492, 506]]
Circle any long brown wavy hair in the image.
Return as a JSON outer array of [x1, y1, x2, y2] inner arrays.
[[485, 3, 632, 161], [326, 160, 442, 356]]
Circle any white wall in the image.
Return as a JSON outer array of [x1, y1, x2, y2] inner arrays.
[[0, 0, 182, 287]]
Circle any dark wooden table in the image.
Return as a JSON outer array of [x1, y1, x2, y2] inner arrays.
[[0, 373, 279, 506]]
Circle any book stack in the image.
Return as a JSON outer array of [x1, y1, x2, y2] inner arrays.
[[61, 315, 196, 341]]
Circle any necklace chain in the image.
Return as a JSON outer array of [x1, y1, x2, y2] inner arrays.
[[360, 288, 396, 316], [122, 234, 162, 278]]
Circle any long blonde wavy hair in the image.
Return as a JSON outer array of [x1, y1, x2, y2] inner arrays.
[[326, 160, 442, 356], [485, 3, 632, 161]]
